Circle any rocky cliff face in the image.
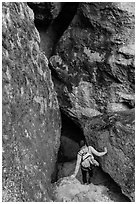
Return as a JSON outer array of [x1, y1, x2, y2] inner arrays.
[[50, 2, 135, 120], [2, 2, 61, 201], [3, 2, 135, 202]]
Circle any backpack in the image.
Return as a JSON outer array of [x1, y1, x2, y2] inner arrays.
[[78, 147, 93, 163], [78, 146, 99, 167]]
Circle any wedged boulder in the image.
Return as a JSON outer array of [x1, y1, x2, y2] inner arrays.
[[49, 2, 135, 122], [82, 109, 135, 201], [2, 2, 61, 201], [54, 177, 109, 202]]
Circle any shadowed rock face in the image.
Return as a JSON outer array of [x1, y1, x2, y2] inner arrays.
[[49, 2, 135, 121], [82, 109, 135, 201], [27, 2, 63, 28], [28, 2, 79, 59], [2, 2, 61, 201]]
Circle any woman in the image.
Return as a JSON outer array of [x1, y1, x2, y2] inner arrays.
[[71, 140, 107, 184]]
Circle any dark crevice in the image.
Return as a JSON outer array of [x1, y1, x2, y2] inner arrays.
[[61, 111, 84, 142], [101, 67, 123, 84], [122, 101, 135, 109], [27, 2, 53, 29], [28, 2, 79, 59], [48, 3, 79, 46], [58, 110, 85, 163]]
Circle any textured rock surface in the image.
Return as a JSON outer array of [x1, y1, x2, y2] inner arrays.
[[2, 2, 61, 201], [53, 176, 129, 202], [50, 2, 135, 121], [82, 109, 135, 201]]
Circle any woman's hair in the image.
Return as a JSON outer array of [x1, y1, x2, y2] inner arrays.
[[79, 140, 87, 148]]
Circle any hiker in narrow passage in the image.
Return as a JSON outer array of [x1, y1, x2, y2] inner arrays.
[[71, 140, 107, 184]]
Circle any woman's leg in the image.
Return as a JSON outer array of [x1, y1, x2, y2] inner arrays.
[[88, 166, 93, 184], [81, 167, 88, 184]]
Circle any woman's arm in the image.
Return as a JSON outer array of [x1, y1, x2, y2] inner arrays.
[[89, 146, 107, 157], [71, 154, 81, 178]]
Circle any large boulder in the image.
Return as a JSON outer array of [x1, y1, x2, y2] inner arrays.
[[53, 176, 129, 202], [2, 2, 61, 201], [49, 2, 135, 121], [82, 109, 135, 201]]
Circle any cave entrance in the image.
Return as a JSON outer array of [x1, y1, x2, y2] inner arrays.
[[58, 111, 85, 163], [51, 110, 85, 183]]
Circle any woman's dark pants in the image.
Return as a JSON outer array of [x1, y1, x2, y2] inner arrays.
[[81, 166, 93, 184]]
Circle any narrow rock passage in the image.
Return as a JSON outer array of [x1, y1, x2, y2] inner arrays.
[[55, 112, 130, 202], [27, 3, 133, 202]]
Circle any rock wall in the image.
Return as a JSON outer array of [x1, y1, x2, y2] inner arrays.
[[49, 2, 135, 121], [82, 109, 135, 201], [2, 2, 61, 201]]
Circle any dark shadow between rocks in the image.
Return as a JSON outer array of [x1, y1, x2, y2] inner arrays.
[[91, 166, 131, 202], [58, 110, 85, 163], [28, 2, 79, 58]]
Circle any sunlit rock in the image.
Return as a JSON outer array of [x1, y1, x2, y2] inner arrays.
[[2, 2, 61, 201]]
